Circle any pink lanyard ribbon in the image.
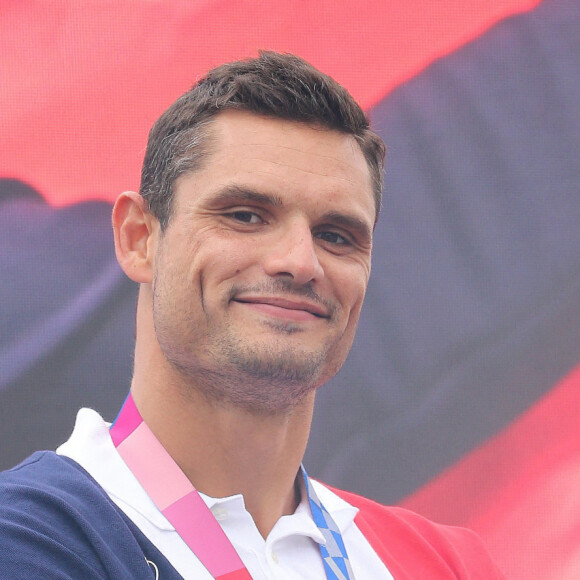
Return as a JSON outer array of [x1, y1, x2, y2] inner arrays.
[[110, 392, 251, 579]]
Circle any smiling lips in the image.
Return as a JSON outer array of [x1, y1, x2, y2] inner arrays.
[[233, 296, 329, 322]]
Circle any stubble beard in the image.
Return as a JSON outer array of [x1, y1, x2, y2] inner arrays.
[[204, 325, 329, 414], [154, 308, 338, 415], [152, 271, 349, 414]]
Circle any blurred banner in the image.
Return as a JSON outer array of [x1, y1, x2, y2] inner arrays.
[[2, 1, 579, 578]]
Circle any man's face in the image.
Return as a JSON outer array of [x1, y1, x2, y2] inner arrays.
[[151, 110, 375, 413]]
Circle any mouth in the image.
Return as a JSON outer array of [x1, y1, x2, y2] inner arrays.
[[232, 296, 330, 321]]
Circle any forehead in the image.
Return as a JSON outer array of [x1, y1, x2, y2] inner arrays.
[[177, 110, 375, 221]]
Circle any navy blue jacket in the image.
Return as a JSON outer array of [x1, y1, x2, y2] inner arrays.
[[0, 452, 182, 579]]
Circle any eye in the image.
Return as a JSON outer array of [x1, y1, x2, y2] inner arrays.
[[315, 231, 349, 245], [228, 211, 263, 224]]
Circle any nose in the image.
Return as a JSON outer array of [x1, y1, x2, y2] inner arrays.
[[263, 221, 324, 285]]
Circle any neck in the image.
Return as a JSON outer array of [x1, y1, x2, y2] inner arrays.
[[131, 374, 315, 538]]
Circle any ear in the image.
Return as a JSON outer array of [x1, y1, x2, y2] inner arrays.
[[112, 191, 159, 283]]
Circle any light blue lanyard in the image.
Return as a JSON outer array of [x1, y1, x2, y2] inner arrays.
[[302, 466, 354, 579]]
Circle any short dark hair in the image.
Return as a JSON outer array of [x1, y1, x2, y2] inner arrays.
[[139, 51, 386, 228]]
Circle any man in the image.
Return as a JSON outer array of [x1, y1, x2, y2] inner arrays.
[[0, 52, 504, 578]]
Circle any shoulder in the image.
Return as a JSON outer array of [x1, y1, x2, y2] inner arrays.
[[326, 485, 506, 580], [0, 451, 163, 579], [2, 449, 97, 490], [0, 451, 120, 528]]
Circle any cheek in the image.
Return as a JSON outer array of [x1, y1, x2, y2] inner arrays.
[[331, 272, 369, 338], [331, 263, 369, 310], [194, 240, 260, 296], [207, 246, 251, 274]]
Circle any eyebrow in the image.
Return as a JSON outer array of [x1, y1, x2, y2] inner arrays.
[[208, 185, 284, 208]]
